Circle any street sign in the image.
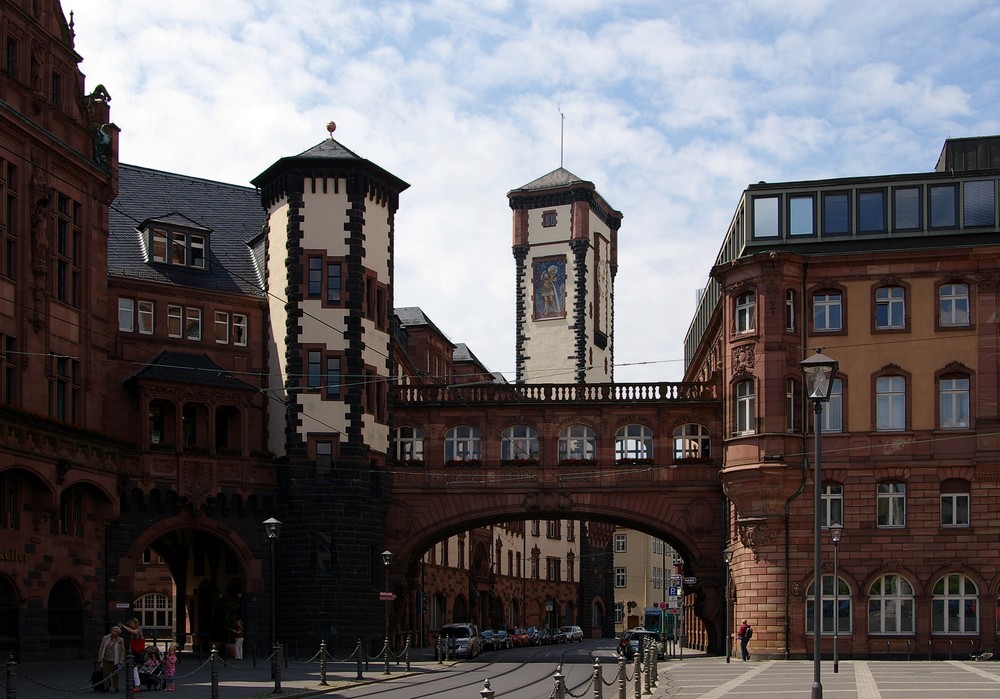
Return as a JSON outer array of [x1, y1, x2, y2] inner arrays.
[[683, 576, 697, 585], [658, 601, 667, 610], [667, 608, 682, 614], [670, 575, 682, 584], [668, 586, 679, 596], [379, 592, 396, 601]]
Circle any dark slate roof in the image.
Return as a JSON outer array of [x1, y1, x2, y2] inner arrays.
[[395, 306, 430, 327], [251, 137, 409, 193], [127, 351, 257, 391], [109, 164, 265, 297], [509, 167, 592, 193]]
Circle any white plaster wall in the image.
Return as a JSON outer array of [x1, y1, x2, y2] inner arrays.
[[265, 198, 291, 456]]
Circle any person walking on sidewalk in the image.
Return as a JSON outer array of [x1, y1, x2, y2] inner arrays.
[[737, 620, 753, 661], [98, 625, 125, 692]]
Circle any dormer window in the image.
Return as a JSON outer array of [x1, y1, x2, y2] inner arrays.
[[143, 214, 211, 270]]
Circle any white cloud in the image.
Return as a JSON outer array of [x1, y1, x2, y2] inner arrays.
[[70, 0, 1000, 382]]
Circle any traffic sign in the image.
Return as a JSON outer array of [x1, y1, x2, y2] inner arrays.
[[658, 601, 667, 610], [668, 586, 679, 596], [667, 608, 682, 614], [670, 575, 682, 584], [683, 576, 697, 585], [379, 592, 396, 601]]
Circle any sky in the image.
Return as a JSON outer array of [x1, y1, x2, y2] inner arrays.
[[69, 0, 1000, 383]]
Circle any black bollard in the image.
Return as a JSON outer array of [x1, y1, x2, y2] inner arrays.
[[125, 651, 134, 693], [356, 638, 364, 680], [272, 643, 283, 694], [210, 644, 220, 699], [319, 640, 328, 686], [6, 654, 17, 699]]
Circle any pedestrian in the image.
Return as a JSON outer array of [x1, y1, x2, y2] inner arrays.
[[120, 618, 145, 690], [98, 624, 125, 692], [231, 618, 245, 659], [737, 620, 753, 661], [164, 644, 177, 691]]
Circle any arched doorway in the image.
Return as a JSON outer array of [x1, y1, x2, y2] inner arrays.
[[48, 578, 84, 659]]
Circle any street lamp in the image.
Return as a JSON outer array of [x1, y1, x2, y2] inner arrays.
[[263, 517, 282, 651], [382, 550, 392, 675], [830, 523, 843, 674], [723, 546, 734, 663], [800, 349, 838, 699]]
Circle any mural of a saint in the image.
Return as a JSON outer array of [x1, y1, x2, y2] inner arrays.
[[533, 260, 566, 319]]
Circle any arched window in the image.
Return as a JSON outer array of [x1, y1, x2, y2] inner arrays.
[[592, 600, 604, 628], [932, 574, 978, 634], [559, 425, 596, 462], [805, 574, 851, 634], [672, 424, 710, 460], [134, 592, 174, 637], [444, 426, 481, 463], [501, 425, 539, 461], [868, 574, 915, 634], [615, 424, 653, 463], [392, 426, 425, 462]]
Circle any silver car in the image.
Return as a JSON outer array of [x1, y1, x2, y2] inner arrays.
[[559, 625, 584, 642]]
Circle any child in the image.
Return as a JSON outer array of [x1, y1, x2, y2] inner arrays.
[[165, 644, 177, 691]]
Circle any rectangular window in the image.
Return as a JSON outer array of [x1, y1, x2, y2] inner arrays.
[[1, 335, 15, 404], [118, 298, 135, 332], [821, 378, 843, 433], [316, 441, 333, 478], [233, 314, 248, 346], [940, 377, 970, 429], [785, 289, 796, 331], [614, 567, 627, 588], [546, 557, 561, 581], [614, 533, 627, 552], [51, 355, 79, 423], [325, 356, 341, 398], [542, 210, 557, 227], [546, 520, 560, 539], [171, 232, 188, 265], [821, 484, 843, 528], [308, 257, 322, 297], [929, 184, 957, 228], [326, 262, 341, 303], [0, 472, 19, 529], [786, 378, 799, 432], [137, 301, 154, 335], [5, 39, 16, 76], [940, 492, 970, 527], [963, 180, 995, 227], [531, 557, 539, 579], [876, 376, 905, 431], [875, 287, 905, 329], [307, 350, 322, 389], [893, 187, 921, 230], [50, 71, 62, 105], [531, 519, 540, 536], [615, 602, 624, 625], [813, 293, 842, 331], [858, 190, 885, 233], [789, 195, 814, 236], [1, 160, 16, 280], [58, 489, 83, 537], [735, 380, 755, 434], [823, 192, 850, 235], [190, 234, 206, 268], [877, 482, 906, 528], [752, 196, 779, 238], [152, 230, 168, 262], [185, 308, 202, 340], [567, 521, 575, 542], [939, 284, 970, 327], [215, 311, 229, 343], [54, 195, 79, 306], [735, 292, 755, 333], [167, 305, 182, 338]]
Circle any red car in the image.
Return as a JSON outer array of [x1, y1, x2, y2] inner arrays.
[[511, 628, 530, 647]]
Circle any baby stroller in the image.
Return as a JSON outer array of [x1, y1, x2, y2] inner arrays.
[[137, 645, 166, 691]]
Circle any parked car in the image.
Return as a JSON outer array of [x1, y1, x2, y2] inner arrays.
[[620, 628, 664, 661], [439, 623, 482, 659], [494, 629, 513, 649], [480, 629, 497, 651], [512, 628, 530, 647], [551, 628, 567, 644], [560, 625, 584, 642]]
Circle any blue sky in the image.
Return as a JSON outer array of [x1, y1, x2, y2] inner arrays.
[[71, 0, 1000, 382]]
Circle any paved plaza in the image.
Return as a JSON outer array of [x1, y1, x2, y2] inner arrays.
[[7, 652, 1000, 698]]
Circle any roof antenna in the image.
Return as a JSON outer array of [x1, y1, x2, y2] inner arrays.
[[559, 108, 565, 168], [326, 121, 336, 139]]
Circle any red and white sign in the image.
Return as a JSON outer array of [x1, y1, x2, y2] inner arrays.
[[379, 592, 396, 601]]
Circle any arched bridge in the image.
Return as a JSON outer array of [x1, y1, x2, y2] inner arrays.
[[386, 380, 728, 651]]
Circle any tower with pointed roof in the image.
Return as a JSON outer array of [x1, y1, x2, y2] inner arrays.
[[251, 135, 408, 634], [508, 168, 622, 384]]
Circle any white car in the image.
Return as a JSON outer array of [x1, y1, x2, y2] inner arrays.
[[559, 625, 584, 642]]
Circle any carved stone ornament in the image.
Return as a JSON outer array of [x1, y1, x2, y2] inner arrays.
[[976, 271, 1000, 289], [731, 344, 755, 377], [737, 518, 779, 561], [879, 275, 902, 287], [523, 490, 573, 512]]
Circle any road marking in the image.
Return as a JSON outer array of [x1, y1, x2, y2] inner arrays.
[[854, 661, 882, 699], [948, 660, 1000, 683], [695, 660, 772, 699]]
